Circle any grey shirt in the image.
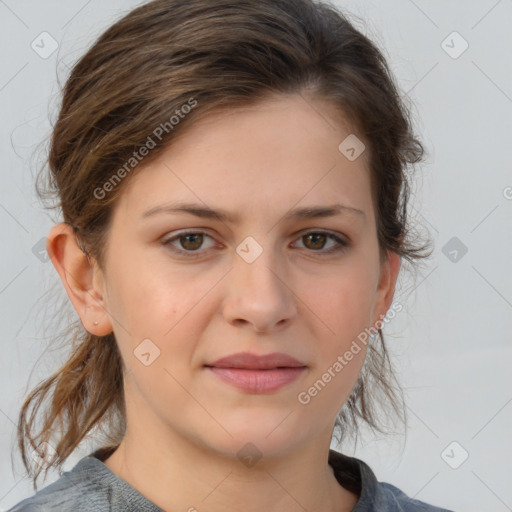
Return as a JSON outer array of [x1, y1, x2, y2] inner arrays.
[[8, 449, 453, 511]]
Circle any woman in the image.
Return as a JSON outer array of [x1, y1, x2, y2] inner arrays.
[[9, 0, 453, 510]]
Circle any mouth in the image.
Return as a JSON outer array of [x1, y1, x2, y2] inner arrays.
[[204, 352, 307, 393]]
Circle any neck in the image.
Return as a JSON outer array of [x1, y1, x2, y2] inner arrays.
[[103, 420, 357, 512]]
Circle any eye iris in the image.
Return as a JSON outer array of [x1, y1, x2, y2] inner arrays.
[[304, 233, 326, 250], [180, 233, 203, 250]]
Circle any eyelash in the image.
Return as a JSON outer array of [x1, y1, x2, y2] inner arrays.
[[161, 229, 349, 259]]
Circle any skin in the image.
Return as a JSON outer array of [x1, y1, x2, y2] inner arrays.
[[48, 93, 401, 512]]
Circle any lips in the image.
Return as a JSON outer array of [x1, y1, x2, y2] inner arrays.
[[205, 352, 307, 393], [206, 352, 306, 370]]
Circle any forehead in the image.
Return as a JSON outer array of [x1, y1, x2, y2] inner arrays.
[[114, 93, 373, 223]]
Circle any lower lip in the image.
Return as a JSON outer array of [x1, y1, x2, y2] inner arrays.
[[207, 367, 306, 393]]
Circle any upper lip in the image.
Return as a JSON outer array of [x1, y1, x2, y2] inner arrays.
[[206, 352, 306, 370]]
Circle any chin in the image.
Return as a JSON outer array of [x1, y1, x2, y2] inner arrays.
[[194, 410, 315, 461]]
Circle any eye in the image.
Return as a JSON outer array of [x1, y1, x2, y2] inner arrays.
[[293, 230, 349, 254], [162, 230, 217, 256], [161, 229, 349, 259]]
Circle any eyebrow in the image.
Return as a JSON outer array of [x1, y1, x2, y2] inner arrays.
[[141, 201, 366, 223]]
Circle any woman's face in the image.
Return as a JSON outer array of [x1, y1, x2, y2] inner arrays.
[[97, 93, 399, 459]]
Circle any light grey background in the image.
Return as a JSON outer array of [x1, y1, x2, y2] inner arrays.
[[1, 1, 511, 511]]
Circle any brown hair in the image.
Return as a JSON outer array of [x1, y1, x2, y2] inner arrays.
[[19, 0, 432, 486]]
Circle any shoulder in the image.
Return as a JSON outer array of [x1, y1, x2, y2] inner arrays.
[[6, 457, 106, 512], [328, 449, 454, 512], [370, 481, 454, 512], [7, 454, 162, 512]]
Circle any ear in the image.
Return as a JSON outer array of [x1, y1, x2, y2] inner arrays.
[[46, 223, 113, 336], [371, 250, 401, 327]]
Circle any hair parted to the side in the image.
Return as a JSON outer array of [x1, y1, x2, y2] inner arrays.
[[19, 0, 432, 487]]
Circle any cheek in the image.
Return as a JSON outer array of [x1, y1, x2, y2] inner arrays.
[[296, 259, 376, 411], [303, 263, 377, 345], [104, 253, 224, 373], [104, 247, 192, 334]]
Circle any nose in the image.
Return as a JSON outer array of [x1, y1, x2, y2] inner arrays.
[[221, 248, 297, 334]]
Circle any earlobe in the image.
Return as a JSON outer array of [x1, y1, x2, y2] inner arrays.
[[46, 223, 113, 336]]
